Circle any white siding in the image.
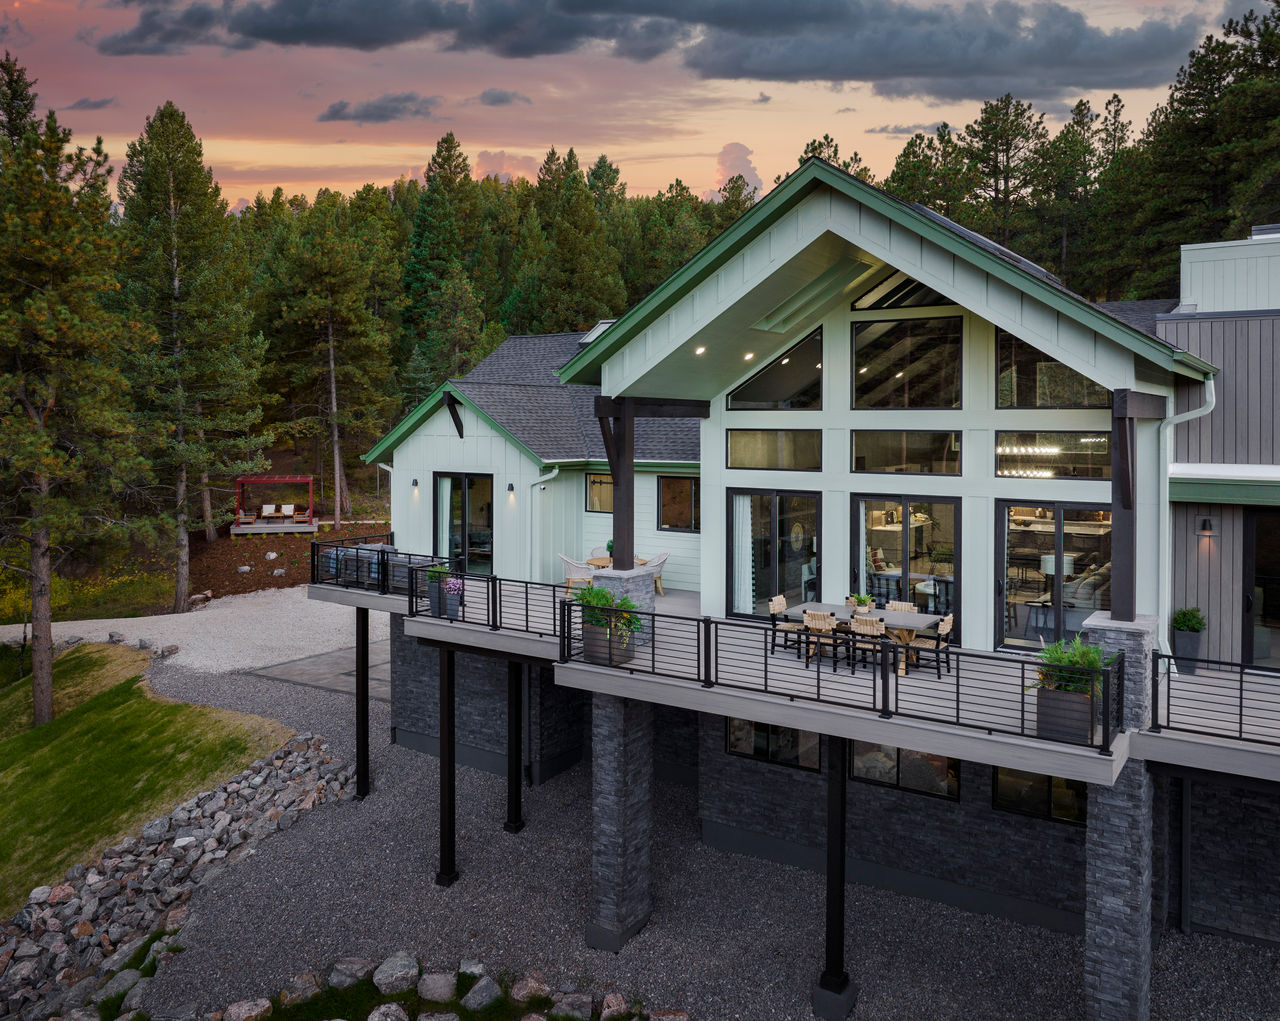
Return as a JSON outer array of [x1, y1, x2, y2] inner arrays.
[[579, 471, 702, 592], [1180, 234, 1280, 313]]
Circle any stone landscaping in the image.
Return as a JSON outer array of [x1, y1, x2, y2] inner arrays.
[[0, 734, 354, 1021]]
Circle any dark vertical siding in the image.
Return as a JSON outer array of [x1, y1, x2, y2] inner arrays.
[[1171, 502, 1245, 661]]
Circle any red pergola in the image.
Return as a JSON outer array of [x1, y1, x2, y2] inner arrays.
[[235, 474, 314, 524]]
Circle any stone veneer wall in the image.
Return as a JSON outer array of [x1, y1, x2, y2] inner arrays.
[[696, 715, 1087, 930]]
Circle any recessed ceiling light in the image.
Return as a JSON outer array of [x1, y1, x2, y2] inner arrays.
[[858, 367, 867, 374], [780, 358, 790, 365], [744, 352, 754, 361], [694, 346, 706, 355], [816, 363, 822, 369], [895, 371, 904, 378]]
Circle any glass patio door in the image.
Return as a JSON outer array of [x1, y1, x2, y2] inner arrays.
[[1244, 508, 1280, 668], [728, 489, 820, 616], [997, 503, 1111, 648], [853, 496, 959, 622], [434, 472, 493, 575]]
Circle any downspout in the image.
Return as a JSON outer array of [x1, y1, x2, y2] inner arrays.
[[377, 463, 393, 535], [528, 466, 560, 581], [1156, 375, 1216, 652]]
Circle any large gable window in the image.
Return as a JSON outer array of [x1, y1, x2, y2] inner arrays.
[[727, 328, 823, 410], [727, 430, 822, 471], [852, 317, 962, 409], [996, 329, 1111, 409]]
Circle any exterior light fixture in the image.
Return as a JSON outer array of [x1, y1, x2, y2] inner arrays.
[[858, 367, 867, 374], [781, 357, 790, 365], [695, 346, 706, 355], [744, 352, 754, 361], [1198, 517, 1216, 537], [507, 482, 515, 493], [816, 362, 822, 369], [412, 478, 418, 488]]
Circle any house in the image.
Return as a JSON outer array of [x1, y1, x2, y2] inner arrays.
[[308, 159, 1280, 1021]]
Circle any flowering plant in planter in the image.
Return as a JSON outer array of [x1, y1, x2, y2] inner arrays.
[[574, 585, 643, 664], [444, 577, 465, 596]]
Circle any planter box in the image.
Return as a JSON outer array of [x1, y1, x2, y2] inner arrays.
[[582, 622, 635, 667], [1035, 686, 1098, 745], [427, 581, 462, 619], [1173, 629, 1204, 674]]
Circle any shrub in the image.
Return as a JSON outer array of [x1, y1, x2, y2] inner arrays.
[[1035, 635, 1105, 694], [1172, 607, 1206, 632], [574, 585, 643, 633]]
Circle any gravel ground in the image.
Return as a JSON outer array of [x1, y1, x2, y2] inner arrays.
[[141, 663, 1280, 1021], [0, 588, 388, 673]]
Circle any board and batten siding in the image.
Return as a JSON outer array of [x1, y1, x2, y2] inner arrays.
[[578, 470, 702, 593], [1170, 502, 1245, 662], [1180, 237, 1280, 315], [1163, 314, 1280, 466]]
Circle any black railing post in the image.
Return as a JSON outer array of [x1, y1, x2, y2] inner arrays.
[[1100, 663, 1113, 755], [878, 638, 892, 718], [489, 574, 500, 631], [378, 549, 388, 595], [1239, 664, 1246, 740], [701, 617, 713, 688], [504, 660, 525, 834], [558, 599, 569, 663], [1150, 653, 1162, 732], [310, 541, 318, 584]]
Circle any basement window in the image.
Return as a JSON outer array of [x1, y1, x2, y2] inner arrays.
[[726, 718, 821, 771], [852, 742, 959, 800], [992, 767, 1087, 824]]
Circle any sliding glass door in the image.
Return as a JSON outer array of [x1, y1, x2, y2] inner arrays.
[[434, 472, 494, 575], [852, 495, 959, 624], [997, 502, 1111, 647], [728, 489, 821, 616], [1244, 508, 1280, 668]]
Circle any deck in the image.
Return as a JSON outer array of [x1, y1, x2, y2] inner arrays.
[[231, 520, 319, 535]]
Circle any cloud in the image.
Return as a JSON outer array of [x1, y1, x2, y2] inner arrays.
[[317, 92, 442, 123], [473, 149, 540, 182], [65, 96, 119, 111], [752, 91, 771, 104], [710, 141, 762, 195], [475, 88, 531, 106], [866, 122, 939, 135], [96, 0, 1206, 104], [835, 106, 857, 114]]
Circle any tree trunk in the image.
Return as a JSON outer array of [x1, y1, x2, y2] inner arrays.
[[197, 405, 216, 542], [30, 499, 54, 727], [173, 462, 190, 613], [327, 311, 343, 529]]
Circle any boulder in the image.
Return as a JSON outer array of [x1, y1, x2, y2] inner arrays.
[[458, 959, 484, 978], [510, 973, 550, 1002], [28, 886, 52, 906], [600, 992, 628, 1019], [366, 1005, 408, 1021], [416, 973, 456, 1002], [92, 967, 141, 1004], [222, 999, 273, 1021], [549, 992, 592, 1020], [278, 971, 322, 1007], [328, 956, 377, 990], [122, 976, 152, 1012], [237, 566, 251, 574], [371, 951, 418, 995], [459, 976, 501, 1012]]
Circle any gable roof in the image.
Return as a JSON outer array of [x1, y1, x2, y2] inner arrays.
[[557, 157, 1217, 386], [1094, 299, 1180, 338], [362, 332, 701, 465]]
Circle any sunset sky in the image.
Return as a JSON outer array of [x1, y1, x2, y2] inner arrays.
[[11, 0, 1244, 207]]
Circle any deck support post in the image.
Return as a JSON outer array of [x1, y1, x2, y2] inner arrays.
[[355, 606, 370, 799], [812, 736, 856, 1021], [436, 647, 459, 886], [505, 659, 525, 834]]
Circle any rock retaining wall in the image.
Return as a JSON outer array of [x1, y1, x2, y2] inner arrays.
[[0, 734, 352, 1021]]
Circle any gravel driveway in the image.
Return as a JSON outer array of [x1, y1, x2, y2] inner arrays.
[[141, 664, 1280, 1021], [0, 588, 388, 673]]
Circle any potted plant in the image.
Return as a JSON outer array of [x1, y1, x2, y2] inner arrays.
[[425, 566, 463, 619], [575, 585, 643, 666], [1172, 607, 1206, 672], [847, 593, 874, 614], [1031, 635, 1105, 744]]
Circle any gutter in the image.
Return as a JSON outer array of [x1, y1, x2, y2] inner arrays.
[[528, 466, 560, 580], [1156, 376, 1217, 652]]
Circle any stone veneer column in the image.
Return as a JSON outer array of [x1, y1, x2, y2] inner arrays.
[[586, 692, 654, 952], [1082, 612, 1158, 1021], [590, 567, 656, 649]]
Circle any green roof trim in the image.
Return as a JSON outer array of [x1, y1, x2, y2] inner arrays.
[[558, 157, 1218, 387], [1170, 477, 1280, 506], [362, 381, 542, 466], [549, 459, 700, 472]]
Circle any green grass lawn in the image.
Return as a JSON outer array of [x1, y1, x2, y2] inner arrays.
[[0, 571, 173, 625], [0, 644, 290, 915]]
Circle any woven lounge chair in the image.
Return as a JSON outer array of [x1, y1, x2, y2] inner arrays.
[[768, 595, 804, 656], [559, 553, 594, 590], [909, 613, 955, 678]]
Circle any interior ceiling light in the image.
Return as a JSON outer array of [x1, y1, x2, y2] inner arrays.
[[858, 367, 867, 374], [781, 357, 790, 365], [816, 363, 822, 369], [894, 371, 904, 378], [744, 352, 754, 360], [996, 446, 1062, 456], [998, 469, 1055, 478], [694, 346, 706, 355]]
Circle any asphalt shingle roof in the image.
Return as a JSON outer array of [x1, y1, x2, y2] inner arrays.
[[1094, 299, 1180, 339], [454, 335, 701, 463]]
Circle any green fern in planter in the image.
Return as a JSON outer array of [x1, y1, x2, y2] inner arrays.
[[1034, 635, 1106, 695], [574, 585, 643, 636]]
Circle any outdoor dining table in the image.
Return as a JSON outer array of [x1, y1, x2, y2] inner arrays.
[[587, 556, 648, 569], [784, 602, 943, 675]]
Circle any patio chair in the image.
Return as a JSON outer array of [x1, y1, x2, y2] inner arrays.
[[887, 600, 918, 614], [293, 505, 311, 523], [803, 610, 845, 668], [589, 545, 609, 559], [909, 613, 954, 678], [281, 504, 295, 519], [850, 616, 887, 670], [559, 553, 594, 590], [768, 595, 804, 656], [235, 508, 256, 526], [261, 503, 279, 519], [645, 552, 670, 596]]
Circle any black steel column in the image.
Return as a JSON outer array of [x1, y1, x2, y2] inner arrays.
[[436, 647, 459, 886], [1111, 406, 1137, 622], [505, 660, 525, 833], [355, 607, 370, 799], [812, 737, 856, 1020]]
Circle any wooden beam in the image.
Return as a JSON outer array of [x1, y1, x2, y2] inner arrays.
[[1111, 409, 1137, 622], [594, 395, 710, 419], [1114, 389, 1167, 420], [444, 392, 465, 439], [610, 399, 636, 569]]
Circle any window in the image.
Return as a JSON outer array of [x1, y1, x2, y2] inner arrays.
[[853, 496, 959, 618], [852, 316, 962, 408], [852, 742, 959, 799], [726, 718, 820, 771], [993, 767, 1087, 824], [658, 476, 700, 532], [727, 328, 823, 410], [995, 432, 1110, 480], [729, 490, 821, 615], [434, 473, 493, 575], [996, 330, 1110, 409], [852, 431, 960, 475], [585, 473, 613, 512], [727, 430, 822, 471]]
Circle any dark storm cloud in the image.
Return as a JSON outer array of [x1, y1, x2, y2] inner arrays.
[[476, 88, 532, 106], [96, 0, 1205, 104], [66, 96, 119, 110], [317, 92, 442, 123], [867, 122, 939, 135]]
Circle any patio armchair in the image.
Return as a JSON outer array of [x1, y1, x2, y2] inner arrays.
[[768, 595, 804, 656], [803, 610, 845, 668], [850, 616, 887, 669], [645, 552, 670, 596], [281, 503, 295, 518], [235, 508, 256, 526], [293, 506, 311, 523], [589, 545, 609, 559], [887, 600, 918, 614], [559, 553, 594, 590], [261, 503, 279, 519], [909, 613, 954, 678]]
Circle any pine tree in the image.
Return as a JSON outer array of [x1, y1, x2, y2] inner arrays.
[[500, 207, 549, 334], [0, 54, 147, 725], [883, 123, 980, 220], [962, 94, 1049, 246], [118, 101, 270, 611], [714, 173, 758, 230]]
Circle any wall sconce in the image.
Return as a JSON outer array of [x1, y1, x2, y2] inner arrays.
[[1198, 516, 1215, 537], [411, 478, 418, 488], [507, 482, 515, 492]]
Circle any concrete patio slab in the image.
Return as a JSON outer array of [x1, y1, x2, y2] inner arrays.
[[253, 639, 393, 702]]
